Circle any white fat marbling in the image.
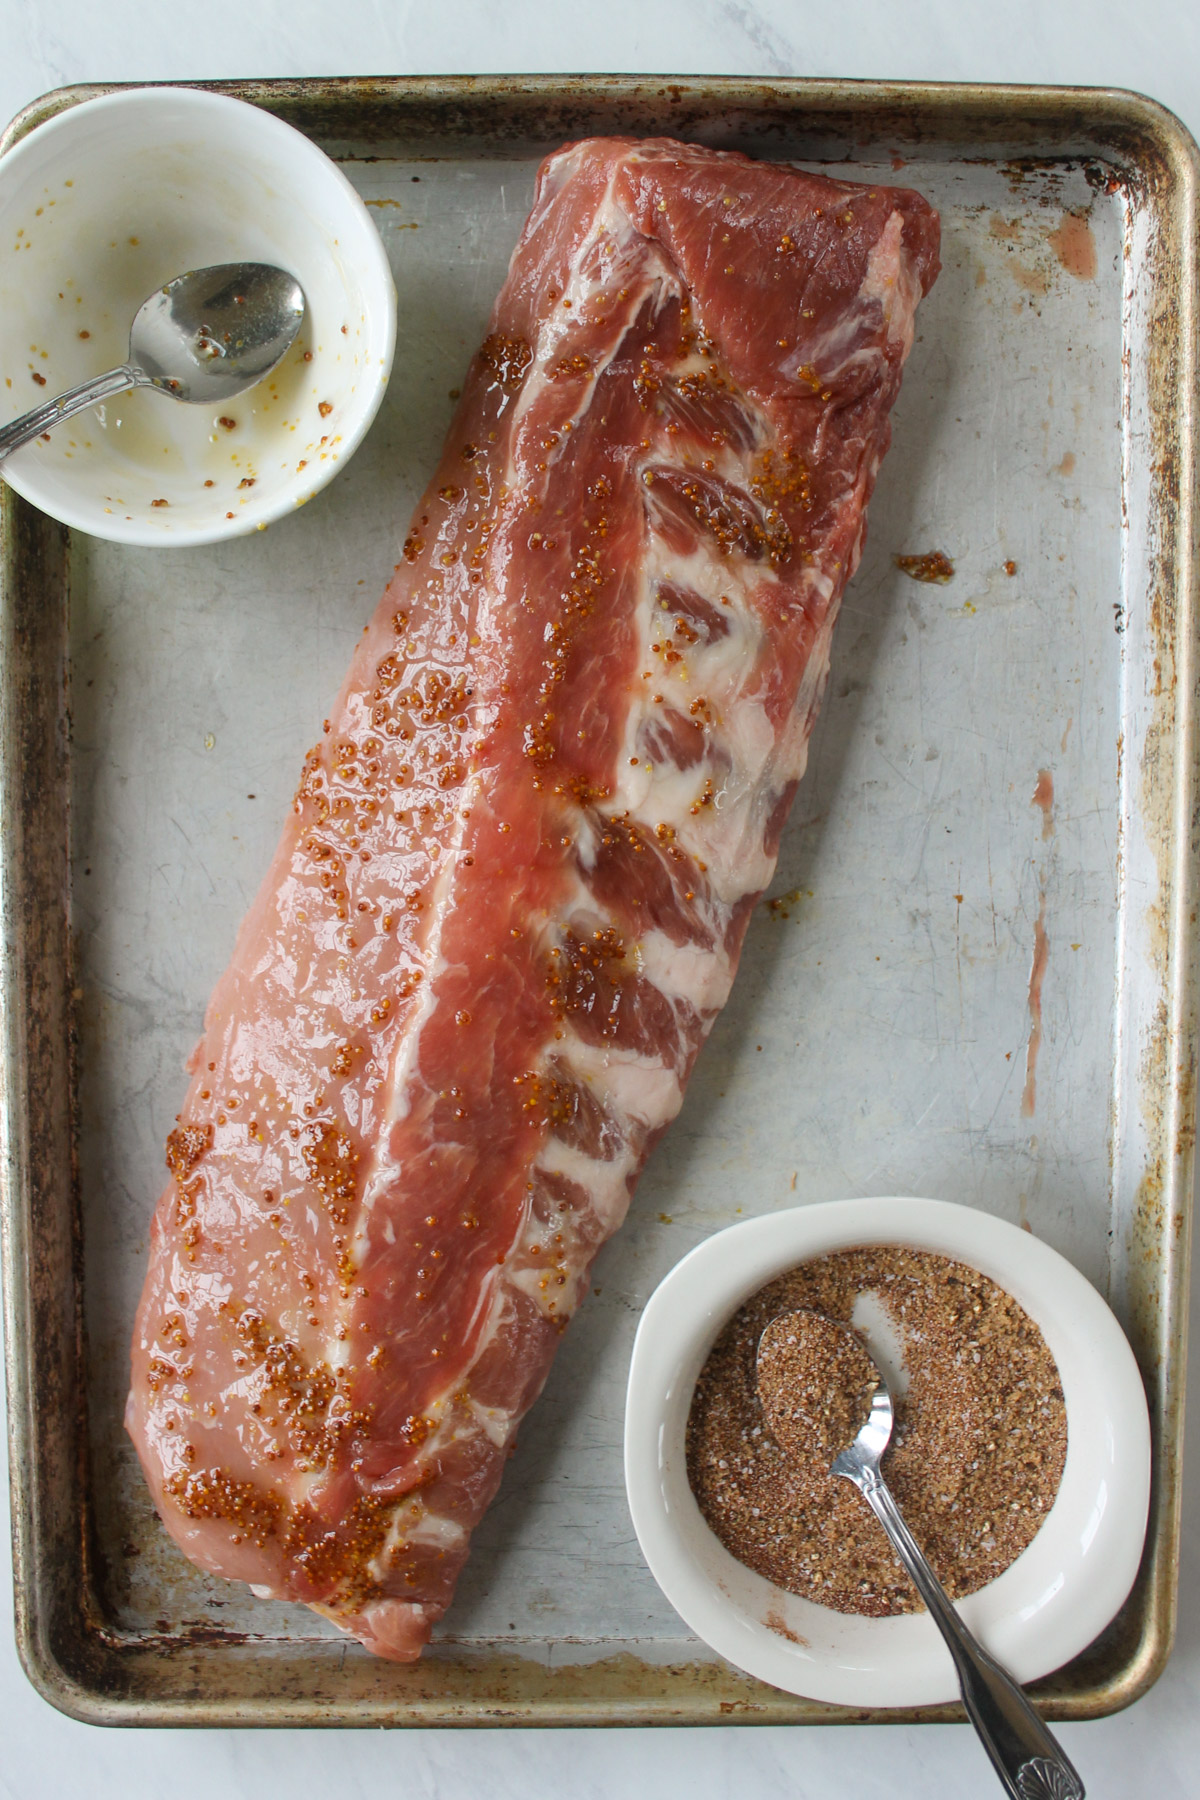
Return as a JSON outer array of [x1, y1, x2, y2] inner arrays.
[[633, 929, 732, 1012]]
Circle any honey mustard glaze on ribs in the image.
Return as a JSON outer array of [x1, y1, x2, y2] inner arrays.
[[127, 137, 940, 1661]]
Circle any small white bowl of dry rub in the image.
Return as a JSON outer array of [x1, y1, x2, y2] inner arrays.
[[624, 1196, 1150, 1708]]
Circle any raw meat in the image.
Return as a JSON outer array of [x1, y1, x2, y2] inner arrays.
[[127, 137, 940, 1660]]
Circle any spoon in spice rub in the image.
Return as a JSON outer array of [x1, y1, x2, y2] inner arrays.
[[757, 1312, 1085, 1800], [0, 261, 305, 463]]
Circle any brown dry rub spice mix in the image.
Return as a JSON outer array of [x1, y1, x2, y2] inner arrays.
[[685, 1247, 1068, 1617]]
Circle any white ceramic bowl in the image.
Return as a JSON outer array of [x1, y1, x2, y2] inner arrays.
[[0, 87, 396, 545], [625, 1197, 1151, 1709]]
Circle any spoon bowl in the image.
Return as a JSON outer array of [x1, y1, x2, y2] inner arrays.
[[0, 262, 306, 463], [832, 1380, 894, 1476], [129, 262, 306, 403], [755, 1306, 887, 1467]]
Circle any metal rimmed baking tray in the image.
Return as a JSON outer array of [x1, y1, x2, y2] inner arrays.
[[1, 75, 1196, 1728]]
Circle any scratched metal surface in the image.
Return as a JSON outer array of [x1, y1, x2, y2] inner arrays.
[[2, 78, 1195, 1725]]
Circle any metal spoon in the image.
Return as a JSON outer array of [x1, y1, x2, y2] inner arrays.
[[757, 1310, 1085, 1800], [0, 262, 306, 464]]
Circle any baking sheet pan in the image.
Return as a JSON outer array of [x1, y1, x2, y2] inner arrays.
[[1, 75, 1196, 1726]]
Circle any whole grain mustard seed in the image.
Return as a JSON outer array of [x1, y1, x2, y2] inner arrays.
[[686, 1246, 1067, 1617]]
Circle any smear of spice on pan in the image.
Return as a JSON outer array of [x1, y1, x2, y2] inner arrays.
[[894, 550, 955, 583], [685, 1247, 1067, 1617]]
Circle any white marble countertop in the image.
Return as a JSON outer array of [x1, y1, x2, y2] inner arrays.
[[1, 3, 1197, 1794]]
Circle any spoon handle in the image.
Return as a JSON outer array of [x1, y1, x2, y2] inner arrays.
[[0, 365, 146, 464], [858, 1469, 1084, 1800]]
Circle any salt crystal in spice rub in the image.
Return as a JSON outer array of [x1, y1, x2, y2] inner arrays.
[[126, 138, 940, 1660]]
